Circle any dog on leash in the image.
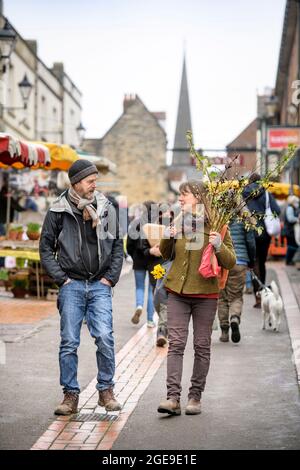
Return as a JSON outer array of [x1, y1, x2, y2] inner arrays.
[[260, 280, 283, 332]]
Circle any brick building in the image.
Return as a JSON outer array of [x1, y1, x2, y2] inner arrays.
[[227, 0, 300, 184], [273, 0, 300, 184], [226, 119, 257, 178]]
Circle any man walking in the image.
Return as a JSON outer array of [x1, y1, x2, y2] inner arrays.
[[40, 160, 123, 415]]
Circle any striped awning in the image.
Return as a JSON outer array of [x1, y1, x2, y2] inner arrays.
[[0, 133, 51, 169]]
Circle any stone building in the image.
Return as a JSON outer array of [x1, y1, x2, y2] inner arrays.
[[0, 4, 82, 146], [83, 94, 167, 204]]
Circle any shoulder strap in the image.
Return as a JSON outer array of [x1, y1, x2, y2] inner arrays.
[[265, 191, 270, 209]]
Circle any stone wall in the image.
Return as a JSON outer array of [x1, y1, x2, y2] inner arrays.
[[97, 96, 167, 204]]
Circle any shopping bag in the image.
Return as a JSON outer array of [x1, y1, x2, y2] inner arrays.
[[198, 226, 229, 289], [264, 191, 281, 237]]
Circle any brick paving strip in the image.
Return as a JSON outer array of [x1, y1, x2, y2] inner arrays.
[[269, 261, 300, 389], [31, 323, 167, 450]]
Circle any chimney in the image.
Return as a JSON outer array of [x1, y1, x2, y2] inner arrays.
[[0, 1, 3, 16], [151, 111, 166, 129], [123, 93, 136, 112], [52, 62, 64, 82]]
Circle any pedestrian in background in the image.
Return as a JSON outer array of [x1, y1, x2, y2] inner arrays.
[[243, 173, 280, 308], [153, 203, 177, 347], [157, 180, 236, 416], [283, 195, 300, 266], [218, 216, 256, 343], [127, 200, 157, 327], [40, 160, 123, 415]]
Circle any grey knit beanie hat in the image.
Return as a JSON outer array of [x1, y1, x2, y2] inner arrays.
[[68, 160, 98, 185]]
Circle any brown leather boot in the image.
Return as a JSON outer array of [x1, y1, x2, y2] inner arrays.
[[156, 326, 168, 347], [54, 391, 79, 415], [157, 398, 181, 415], [185, 398, 201, 415], [98, 388, 121, 411]]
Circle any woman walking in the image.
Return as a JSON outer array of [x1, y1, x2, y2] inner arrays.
[[127, 200, 159, 327], [157, 180, 236, 416]]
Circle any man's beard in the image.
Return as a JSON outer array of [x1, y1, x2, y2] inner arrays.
[[83, 190, 95, 201]]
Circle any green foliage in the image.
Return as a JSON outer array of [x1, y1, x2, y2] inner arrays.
[[0, 268, 9, 281], [9, 225, 23, 233], [186, 131, 297, 233], [12, 278, 29, 289], [26, 223, 41, 232], [16, 258, 26, 269]]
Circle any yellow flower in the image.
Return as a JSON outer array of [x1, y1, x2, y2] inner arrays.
[[151, 264, 166, 280]]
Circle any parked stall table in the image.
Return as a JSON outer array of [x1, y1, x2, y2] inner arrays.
[[0, 240, 44, 299]]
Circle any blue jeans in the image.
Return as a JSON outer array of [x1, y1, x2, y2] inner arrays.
[[58, 279, 115, 394], [245, 269, 252, 289], [134, 270, 154, 322]]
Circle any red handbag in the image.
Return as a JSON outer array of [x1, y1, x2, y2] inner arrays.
[[198, 226, 229, 289]]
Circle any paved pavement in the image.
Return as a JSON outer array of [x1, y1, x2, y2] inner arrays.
[[113, 266, 300, 450], [1, 261, 300, 450]]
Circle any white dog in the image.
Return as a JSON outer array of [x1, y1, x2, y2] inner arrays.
[[260, 280, 283, 332]]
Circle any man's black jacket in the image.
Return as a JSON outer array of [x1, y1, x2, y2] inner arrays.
[[39, 190, 123, 287]]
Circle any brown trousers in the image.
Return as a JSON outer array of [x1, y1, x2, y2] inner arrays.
[[218, 264, 247, 328], [166, 293, 217, 401]]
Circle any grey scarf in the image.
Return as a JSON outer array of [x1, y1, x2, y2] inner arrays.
[[68, 186, 100, 228]]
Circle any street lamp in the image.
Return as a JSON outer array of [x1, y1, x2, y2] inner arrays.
[[0, 19, 16, 74], [260, 94, 279, 175], [76, 122, 86, 146], [0, 73, 33, 113], [18, 73, 33, 109], [265, 95, 278, 120]]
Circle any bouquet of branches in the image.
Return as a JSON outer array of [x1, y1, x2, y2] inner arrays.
[[186, 131, 297, 235]]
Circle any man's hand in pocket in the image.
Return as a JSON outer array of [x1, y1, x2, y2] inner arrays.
[[100, 278, 112, 287]]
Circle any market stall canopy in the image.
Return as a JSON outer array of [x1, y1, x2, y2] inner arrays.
[[208, 179, 300, 199], [0, 133, 51, 169], [266, 182, 300, 199], [76, 150, 116, 174], [34, 141, 78, 171], [0, 133, 116, 174]]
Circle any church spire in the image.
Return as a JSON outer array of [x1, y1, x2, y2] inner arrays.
[[172, 54, 192, 166]]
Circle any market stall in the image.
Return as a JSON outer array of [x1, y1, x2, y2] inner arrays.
[[0, 133, 117, 299], [0, 239, 44, 299]]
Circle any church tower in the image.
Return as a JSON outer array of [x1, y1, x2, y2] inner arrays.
[[172, 55, 192, 166], [168, 54, 200, 192]]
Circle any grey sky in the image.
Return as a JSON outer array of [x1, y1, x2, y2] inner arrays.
[[5, 0, 286, 157]]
